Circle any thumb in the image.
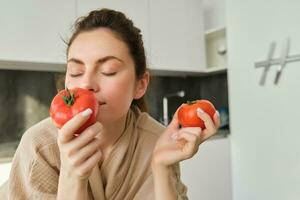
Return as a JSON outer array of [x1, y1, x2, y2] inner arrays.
[[166, 106, 181, 131], [58, 108, 93, 143]]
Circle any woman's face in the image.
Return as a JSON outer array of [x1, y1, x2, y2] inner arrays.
[[66, 28, 147, 124]]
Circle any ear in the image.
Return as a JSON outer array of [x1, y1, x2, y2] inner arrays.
[[134, 71, 150, 99]]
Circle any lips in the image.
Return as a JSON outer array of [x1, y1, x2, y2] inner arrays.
[[99, 102, 106, 105]]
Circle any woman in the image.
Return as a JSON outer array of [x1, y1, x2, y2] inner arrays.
[[4, 9, 220, 199]]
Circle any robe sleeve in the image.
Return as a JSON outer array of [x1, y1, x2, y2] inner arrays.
[[134, 163, 188, 200], [172, 163, 188, 200], [133, 174, 155, 200], [7, 128, 59, 199]]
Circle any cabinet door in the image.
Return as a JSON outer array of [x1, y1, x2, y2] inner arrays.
[[227, 1, 300, 200], [76, 0, 150, 57], [0, 0, 76, 63], [149, 0, 206, 72], [181, 138, 232, 200]]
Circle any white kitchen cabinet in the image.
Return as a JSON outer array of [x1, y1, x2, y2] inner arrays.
[[148, 0, 206, 72], [227, 0, 300, 200], [0, 1, 208, 73], [181, 137, 232, 200], [77, 0, 206, 73], [202, 0, 226, 31], [76, 0, 150, 60], [204, 27, 227, 73], [200, 0, 228, 74], [0, 0, 76, 63]]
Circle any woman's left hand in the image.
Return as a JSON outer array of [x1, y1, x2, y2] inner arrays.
[[152, 106, 220, 168]]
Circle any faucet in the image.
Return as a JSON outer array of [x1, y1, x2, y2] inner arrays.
[[163, 90, 185, 126]]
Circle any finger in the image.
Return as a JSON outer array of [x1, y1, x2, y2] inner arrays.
[[71, 138, 102, 167], [170, 127, 201, 145], [180, 127, 202, 137], [167, 105, 184, 131], [213, 111, 221, 128], [67, 122, 103, 155], [78, 150, 102, 176], [173, 131, 200, 160], [58, 108, 93, 144], [176, 130, 200, 145], [153, 146, 187, 165], [197, 108, 217, 134], [171, 130, 199, 147]]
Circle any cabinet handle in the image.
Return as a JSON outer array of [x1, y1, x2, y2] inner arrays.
[[259, 42, 276, 86], [255, 38, 300, 85], [274, 38, 289, 84]]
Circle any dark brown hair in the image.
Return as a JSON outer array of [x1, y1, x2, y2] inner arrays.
[[66, 8, 148, 112]]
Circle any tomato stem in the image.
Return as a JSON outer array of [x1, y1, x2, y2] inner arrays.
[[187, 100, 197, 105], [62, 88, 75, 107]]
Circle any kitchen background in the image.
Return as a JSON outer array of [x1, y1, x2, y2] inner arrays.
[[0, 0, 231, 199], [0, 71, 229, 155], [1, 0, 300, 200], [3, 0, 230, 199]]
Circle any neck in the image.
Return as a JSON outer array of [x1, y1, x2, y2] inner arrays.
[[99, 113, 128, 158]]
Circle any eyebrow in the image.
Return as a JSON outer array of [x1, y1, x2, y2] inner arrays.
[[67, 56, 124, 65]]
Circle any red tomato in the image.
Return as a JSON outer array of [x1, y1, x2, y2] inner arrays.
[[49, 88, 98, 135], [178, 100, 216, 129]]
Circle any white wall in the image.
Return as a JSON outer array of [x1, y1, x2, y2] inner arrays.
[[203, 0, 226, 30], [226, 1, 300, 199]]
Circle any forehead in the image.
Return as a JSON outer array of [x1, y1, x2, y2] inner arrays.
[[68, 28, 130, 58]]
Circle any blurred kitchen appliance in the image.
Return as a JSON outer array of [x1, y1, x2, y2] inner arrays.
[[162, 90, 185, 126]]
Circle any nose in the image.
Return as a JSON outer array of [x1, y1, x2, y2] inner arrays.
[[80, 72, 100, 92]]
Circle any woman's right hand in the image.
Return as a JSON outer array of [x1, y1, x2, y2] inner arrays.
[[57, 108, 103, 181]]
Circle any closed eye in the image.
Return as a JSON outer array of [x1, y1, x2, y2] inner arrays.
[[102, 72, 117, 76], [69, 73, 83, 77]]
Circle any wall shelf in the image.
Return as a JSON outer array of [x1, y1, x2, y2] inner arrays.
[[205, 27, 228, 72]]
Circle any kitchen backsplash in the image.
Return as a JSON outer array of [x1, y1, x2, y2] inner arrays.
[[0, 69, 228, 156], [146, 73, 228, 123], [0, 70, 57, 144]]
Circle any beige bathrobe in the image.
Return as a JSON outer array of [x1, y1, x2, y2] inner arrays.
[[2, 106, 188, 199]]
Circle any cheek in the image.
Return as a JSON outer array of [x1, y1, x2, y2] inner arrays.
[[65, 76, 81, 89], [99, 78, 135, 121], [104, 75, 136, 105], [106, 78, 135, 100]]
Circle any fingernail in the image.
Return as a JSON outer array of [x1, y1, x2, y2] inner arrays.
[[171, 133, 178, 140], [197, 108, 204, 114], [81, 108, 92, 117], [215, 110, 220, 117]]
